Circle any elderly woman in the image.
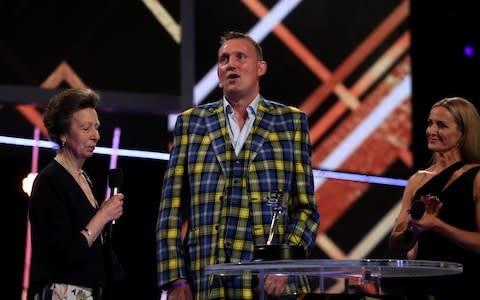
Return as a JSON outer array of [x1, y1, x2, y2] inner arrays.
[[28, 88, 124, 300]]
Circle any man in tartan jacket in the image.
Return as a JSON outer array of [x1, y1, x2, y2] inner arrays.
[[156, 31, 320, 300]]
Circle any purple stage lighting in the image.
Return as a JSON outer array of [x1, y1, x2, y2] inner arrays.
[[464, 44, 474, 58]]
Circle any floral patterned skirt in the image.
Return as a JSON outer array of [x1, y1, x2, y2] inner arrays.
[[33, 283, 102, 300]]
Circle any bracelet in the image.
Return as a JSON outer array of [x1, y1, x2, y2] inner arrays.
[[83, 227, 93, 236], [169, 279, 188, 291]]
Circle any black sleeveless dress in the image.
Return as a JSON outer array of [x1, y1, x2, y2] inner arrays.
[[406, 162, 480, 299]]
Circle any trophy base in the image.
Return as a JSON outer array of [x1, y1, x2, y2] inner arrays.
[[253, 244, 306, 261]]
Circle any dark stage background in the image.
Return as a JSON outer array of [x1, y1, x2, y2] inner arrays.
[[2, 1, 480, 299]]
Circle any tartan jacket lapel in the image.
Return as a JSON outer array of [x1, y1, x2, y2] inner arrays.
[[203, 97, 276, 170], [245, 97, 275, 162], [204, 101, 231, 176]]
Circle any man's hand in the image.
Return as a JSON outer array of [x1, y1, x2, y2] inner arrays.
[[263, 275, 288, 297]]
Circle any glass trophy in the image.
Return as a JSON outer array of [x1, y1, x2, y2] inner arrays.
[[253, 190, 305, 261]]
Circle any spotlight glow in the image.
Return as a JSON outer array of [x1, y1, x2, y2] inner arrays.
[[464, 44, 474, 58]]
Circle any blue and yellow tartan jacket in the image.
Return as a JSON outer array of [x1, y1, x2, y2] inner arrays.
[[156, 97, 320, 299]]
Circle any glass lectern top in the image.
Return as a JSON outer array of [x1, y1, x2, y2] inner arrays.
[[205, 259, 462, 278]]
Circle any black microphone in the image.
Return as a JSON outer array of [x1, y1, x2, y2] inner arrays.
[[108, 168, 123, 197], [409, 200, 425, 220], [108, 168, 123, 225], [405, 200, 425, 239]]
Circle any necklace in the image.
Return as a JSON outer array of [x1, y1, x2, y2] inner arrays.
[[55, 156, 84, 176], [55, 155, 99, 212]]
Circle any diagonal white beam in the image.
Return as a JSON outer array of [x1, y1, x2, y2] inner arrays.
[[314, 75, 411, 190], [142, 0, 181, 43]]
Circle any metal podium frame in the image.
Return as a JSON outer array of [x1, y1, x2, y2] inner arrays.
[[205, 259, 463, 299]]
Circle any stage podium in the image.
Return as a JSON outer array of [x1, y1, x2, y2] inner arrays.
[[205, 259, 462, 299]]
